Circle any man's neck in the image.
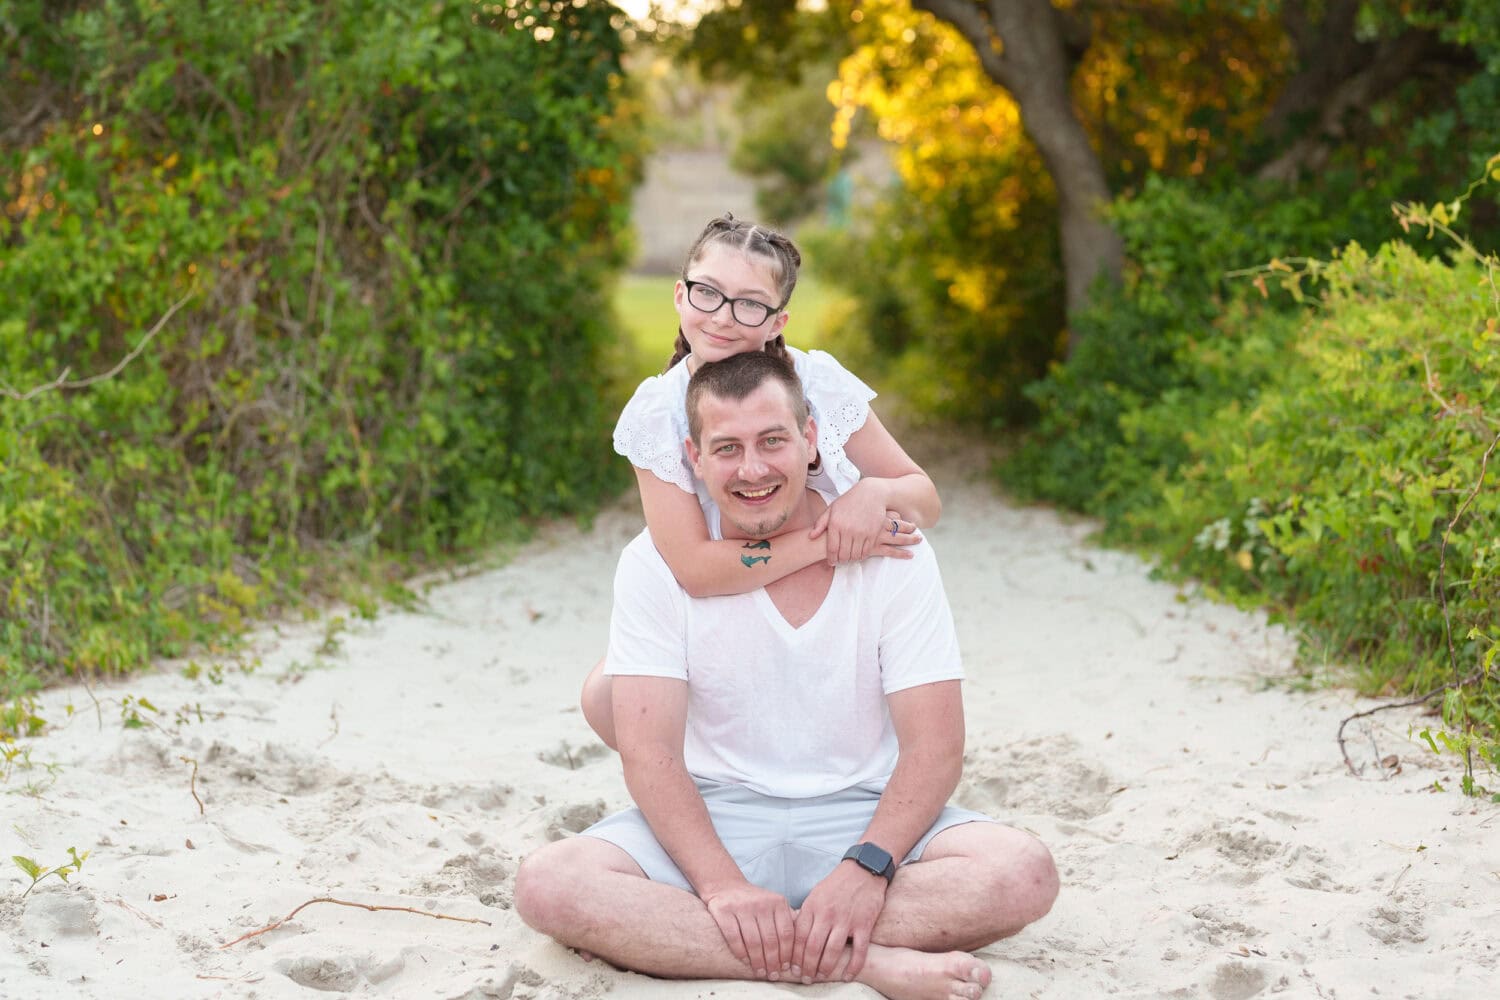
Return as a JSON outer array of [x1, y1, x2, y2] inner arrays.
[[741, 488, 834, 630]]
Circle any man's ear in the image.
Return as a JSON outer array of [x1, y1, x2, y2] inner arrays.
[[803, 416, 818, 456], [685, 435, 702, 477]]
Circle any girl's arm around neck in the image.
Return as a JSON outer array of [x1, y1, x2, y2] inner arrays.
[[635, 467, 825, 599], [839, 408, 942, 527], [809, 407, 941, 566]]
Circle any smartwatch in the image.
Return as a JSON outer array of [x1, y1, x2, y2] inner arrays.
[[842, 842, 896, 883]]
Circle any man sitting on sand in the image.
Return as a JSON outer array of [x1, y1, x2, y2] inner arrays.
[[515, 352, 1057, 1000]]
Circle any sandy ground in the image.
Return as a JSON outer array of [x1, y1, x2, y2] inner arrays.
[[3, 438, 1499, 1000]]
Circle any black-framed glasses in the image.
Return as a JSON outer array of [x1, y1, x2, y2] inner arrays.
[[684, 280, 781, 328]]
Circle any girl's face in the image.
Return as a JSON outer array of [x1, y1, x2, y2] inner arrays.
[[674, 243, 790, 365]]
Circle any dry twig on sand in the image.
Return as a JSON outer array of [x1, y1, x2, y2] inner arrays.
[[180, 756, 204, 815], [219, 897, 492, 949], [1336, 669, 1485, 776]]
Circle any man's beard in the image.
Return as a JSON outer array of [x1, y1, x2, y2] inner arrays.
[[727, 506, 793, 539], [723, 482, 795, 538]]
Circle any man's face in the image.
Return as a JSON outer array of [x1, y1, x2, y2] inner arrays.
[[687, 380, 816, 538]]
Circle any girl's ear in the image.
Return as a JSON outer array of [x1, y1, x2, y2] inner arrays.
[[768, 308, 790, 340]]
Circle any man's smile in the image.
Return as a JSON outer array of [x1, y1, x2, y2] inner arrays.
[[733, 483, 781, 503]]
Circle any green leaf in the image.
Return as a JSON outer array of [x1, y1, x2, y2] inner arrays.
[[12, 855, 42, 879]]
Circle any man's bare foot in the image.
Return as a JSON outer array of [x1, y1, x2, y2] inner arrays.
[[856, 944, 991, 1000]]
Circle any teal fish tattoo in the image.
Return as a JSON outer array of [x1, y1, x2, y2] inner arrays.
[[741, 539, 771, 567]]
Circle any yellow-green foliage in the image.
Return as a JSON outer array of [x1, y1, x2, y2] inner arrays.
[[1152, 241, 1498, 682], [1008, 164, 1500, 779], [1, 0, 639, 701]]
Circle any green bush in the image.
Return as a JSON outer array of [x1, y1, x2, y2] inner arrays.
[[0, 0, 639, 699], [1003, 161, 1500, 773], [1133, 241, 1496, 677], [1002, 172, 1414, 516]]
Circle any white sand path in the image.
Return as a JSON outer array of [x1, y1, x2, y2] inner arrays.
[[3, 438, 1498, 999]]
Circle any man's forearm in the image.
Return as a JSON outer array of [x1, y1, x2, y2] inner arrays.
[[859, 739, 963, 861], [621, 754, 746, 895]]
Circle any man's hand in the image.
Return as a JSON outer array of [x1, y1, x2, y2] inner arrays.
[[811, 479, 922, 565], [791, 860, 889, 982], [700, 881, 796, 980]]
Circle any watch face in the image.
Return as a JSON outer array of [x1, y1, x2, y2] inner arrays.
[[848, 842, 893, 877]]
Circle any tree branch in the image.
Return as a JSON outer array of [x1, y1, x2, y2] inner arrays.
[[0, 290, 197, 403], [1259, 24, 1449, 182], [911, 0, 1011, 88], [1336, 669, 1486, 777]]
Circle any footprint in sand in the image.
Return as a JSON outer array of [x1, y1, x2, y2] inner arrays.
[[421, 783, 514, 812], [276, 952, 405, 992], [417, 849, 513, 907], [1174, 824, 1351, 893], [1280, 844, 1352, 894], [1205, 960, 1270, 1000], [546, 800, 609, 841], [1362, 898, 1428, 944], [445, 963, 544, 1000], [1188, 903, 1264, 947], [198, 740, 327, 802], [536, 742, 611, 770], [20, 888, 100, 939], [956, 736, 1118, 821]]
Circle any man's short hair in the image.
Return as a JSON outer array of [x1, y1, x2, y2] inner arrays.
[[686, 351, 810, 446]]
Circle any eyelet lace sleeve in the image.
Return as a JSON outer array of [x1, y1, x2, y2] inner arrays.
[[612, 365, 698, 495], [794, 348, 877, 493]]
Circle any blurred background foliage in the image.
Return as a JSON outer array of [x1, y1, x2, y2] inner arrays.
[[1, 0, 640, 703]]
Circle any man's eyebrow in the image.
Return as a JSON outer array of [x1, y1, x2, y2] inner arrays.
[[705, 423, 792, 447]]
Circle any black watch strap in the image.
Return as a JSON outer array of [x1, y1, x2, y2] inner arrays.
[[842, 842, 896, 883]]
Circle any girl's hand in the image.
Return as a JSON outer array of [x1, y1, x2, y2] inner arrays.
[[810, 482, 921, 565]]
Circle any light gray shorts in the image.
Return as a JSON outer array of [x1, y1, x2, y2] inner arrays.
[[580, 780, 992, 909]]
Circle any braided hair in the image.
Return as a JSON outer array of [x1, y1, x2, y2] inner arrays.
[[664, 213, 801, 371]]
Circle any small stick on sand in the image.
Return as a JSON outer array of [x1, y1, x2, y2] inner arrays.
[[219, 896, 492, 949], [1336, 668, 1485, 776], [180, 756, 204, 815], [108, 897, 164, 928]]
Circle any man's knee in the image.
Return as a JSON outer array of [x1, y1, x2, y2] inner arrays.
[[1000, 831, 1059, 926], [514, 843, 577, 936], [930, 822, 1059, 930]]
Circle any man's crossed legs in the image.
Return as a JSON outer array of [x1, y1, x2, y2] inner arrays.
[[516, 818, 1057, 1000]]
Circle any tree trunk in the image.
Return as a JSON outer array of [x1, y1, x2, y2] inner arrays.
[[913, 0, 1122, 352]]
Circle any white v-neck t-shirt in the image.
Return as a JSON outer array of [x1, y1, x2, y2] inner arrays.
[[604, 506, 963, 800]]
